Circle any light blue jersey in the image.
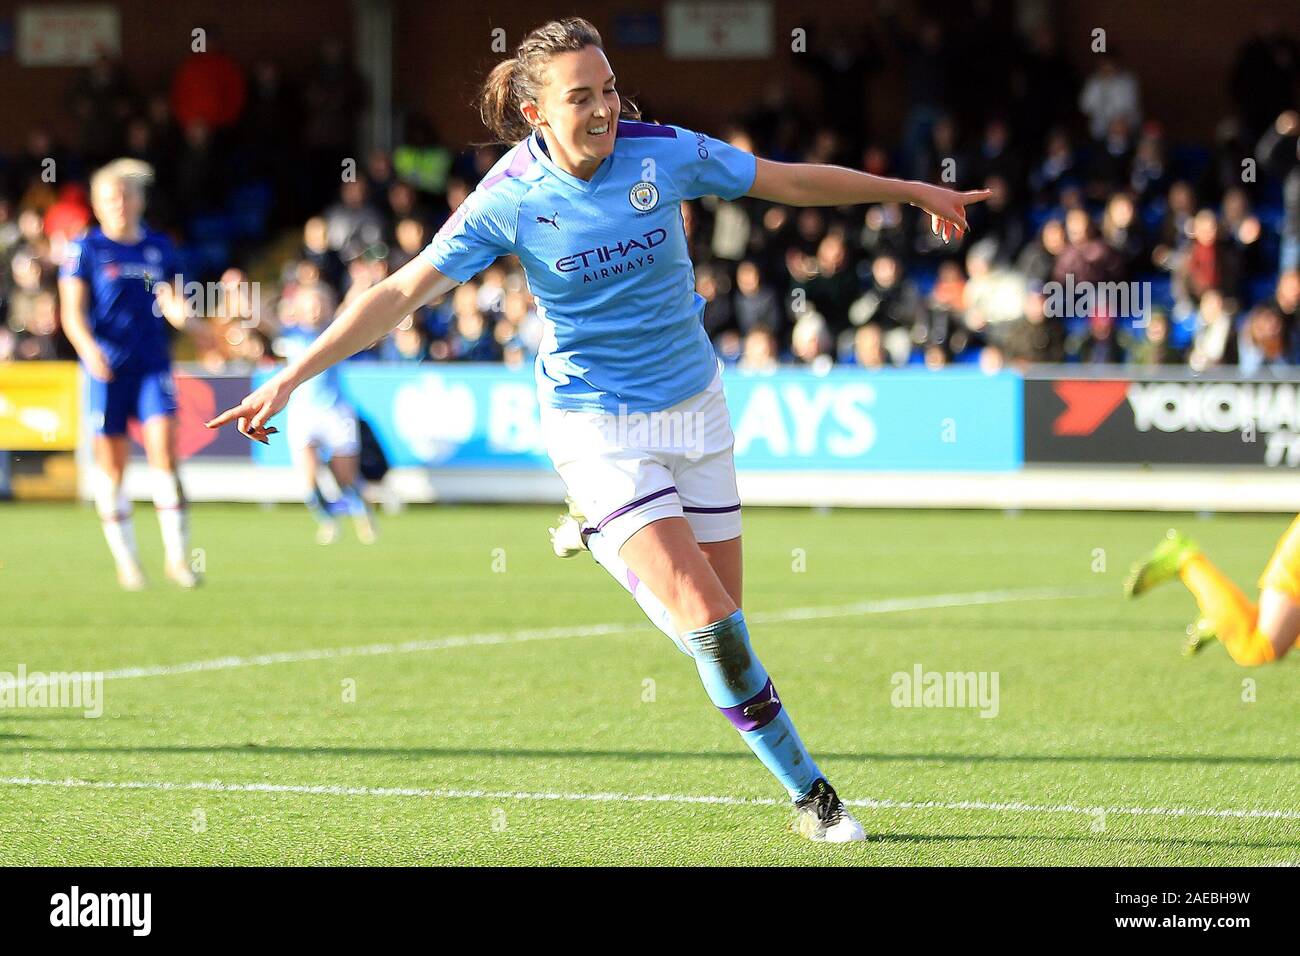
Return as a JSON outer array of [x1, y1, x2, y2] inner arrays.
[[280, 325, 345, 411], [421, 120, 757, 413]]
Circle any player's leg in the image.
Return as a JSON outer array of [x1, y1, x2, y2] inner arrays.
[[1253, 514, 1300, 660], [667, 379, 861, 840], [618, 517, 863, 841], [1255, 589, 1300, 660], [699, 535, 742, 608], [92, 431, 144, 589], [141, 406, 196, 589], [1127, 526, 1288, 665], [89, 372, 145, 589], [326, 451, 377, 544], [674, 372, 744, 611], [321, 403, 374, 543], [294, 442, 338, 544], [618, 516, 735, 629], [542, 404, 685, 652], [591, 542, 685, 650]]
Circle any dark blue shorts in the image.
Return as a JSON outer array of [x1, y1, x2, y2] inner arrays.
[[87, 366, 178, 436]]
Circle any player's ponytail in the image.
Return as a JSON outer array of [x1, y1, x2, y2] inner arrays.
[[477, 16, 639, 144], [479, 57, 527, 144]]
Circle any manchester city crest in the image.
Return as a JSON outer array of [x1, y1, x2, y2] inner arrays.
[[628, 181, 659, 212]]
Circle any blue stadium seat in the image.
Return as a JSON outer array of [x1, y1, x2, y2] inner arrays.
[[1171, 144, 1211, 181], [1141, 198, 1166, 232], [1246, 274, 1277, 307], [228, 181, 274, 240], [1140, 272, 1174, 309], [911, 263, 938, 297], [1170, 313, 1197, 349]]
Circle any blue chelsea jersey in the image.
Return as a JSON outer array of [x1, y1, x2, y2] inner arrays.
[[59, 226, 181, 372], [420, 120, 757, 413]]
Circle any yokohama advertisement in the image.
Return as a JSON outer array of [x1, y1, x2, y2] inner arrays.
[[1024, 375, 1300, 467]]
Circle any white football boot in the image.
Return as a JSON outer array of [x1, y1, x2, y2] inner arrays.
[[116, 561, 148, 591], [792, 778, 868, 843], [353, 509, 379, 545], [164, 559, 200, 590], [548, 496, 590, 558]]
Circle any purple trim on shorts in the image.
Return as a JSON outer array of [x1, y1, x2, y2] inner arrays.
[[719, 677, 783, 732], [479, 144, 535, 192], [593, 485, 678, 532], [682, 503, 742, 515], [616, 120, 678, 139], [626, 568, 640, 592]]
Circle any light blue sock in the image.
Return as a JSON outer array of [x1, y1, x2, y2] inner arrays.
[[334, 482, 367, 518], [680, 610, 823, 800], [304, 483, 332, 525]]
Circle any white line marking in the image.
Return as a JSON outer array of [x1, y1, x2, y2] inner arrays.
[[1, 775, 1296, 822], [13, 586, 1093, 687]]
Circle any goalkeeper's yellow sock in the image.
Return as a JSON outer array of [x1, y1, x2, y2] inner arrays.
[[1180, 554, 1275, 666]]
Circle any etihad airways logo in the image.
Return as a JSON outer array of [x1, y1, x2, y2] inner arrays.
[[555, 228, 667, 282]]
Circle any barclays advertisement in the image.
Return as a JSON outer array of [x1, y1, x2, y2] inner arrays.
[[251, 364, 1022, 472]]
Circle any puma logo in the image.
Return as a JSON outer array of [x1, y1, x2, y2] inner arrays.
[[742, 684, 780, 719], [536, 212, 559, 229]]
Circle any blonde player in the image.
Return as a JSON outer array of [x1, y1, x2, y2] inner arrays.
[[59, 159, 206, 589]]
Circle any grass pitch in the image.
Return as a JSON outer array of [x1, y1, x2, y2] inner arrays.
[[1, 502, 1296, 865]]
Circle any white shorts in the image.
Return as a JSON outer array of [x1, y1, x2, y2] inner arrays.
[[541, 370, 742, 554], [287, 401, 360, 459]]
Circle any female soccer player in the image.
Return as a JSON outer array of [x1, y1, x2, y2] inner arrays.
[[1126, 524, 1300, 664], [277, 284, 377, 545], [206, 17, 989, 841], [60, 159, 207, 590]]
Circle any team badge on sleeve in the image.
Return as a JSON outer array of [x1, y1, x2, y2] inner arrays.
[[629, 181, 659, 212]]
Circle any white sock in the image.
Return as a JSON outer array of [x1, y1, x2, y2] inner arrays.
[[93, 470, 139, 569], [587, 530, 691, 656], [151, 467, 189, 567]]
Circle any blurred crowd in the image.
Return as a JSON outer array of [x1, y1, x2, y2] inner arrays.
[[2, 12, 1300, 376]]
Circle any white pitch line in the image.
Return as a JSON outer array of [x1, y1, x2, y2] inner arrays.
[[1, 775, 1296, 823], [12, 585, 1092, 688]]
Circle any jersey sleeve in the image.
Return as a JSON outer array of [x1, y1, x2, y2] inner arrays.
[[59, 236, 92, 282], [420, 187, 516, 283], [669, 126, 758, 202]]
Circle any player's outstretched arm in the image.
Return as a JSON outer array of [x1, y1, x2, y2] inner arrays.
[[205, 256, 457, 443], [747, 157, 991, 243]]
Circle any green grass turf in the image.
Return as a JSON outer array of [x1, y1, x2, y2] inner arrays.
[[0, 502, 1296, 865]]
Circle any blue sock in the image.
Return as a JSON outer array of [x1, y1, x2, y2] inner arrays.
[[336, 482, 367, 517], [304, 483, 333, 524], [680, 610, 823, 801]]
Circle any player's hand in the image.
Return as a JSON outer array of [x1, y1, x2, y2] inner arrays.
[[204, 371, 293, 444], [1277, 110, 1300, 137], [908, 183, 992, 243], [83, 348, 114, 383]]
